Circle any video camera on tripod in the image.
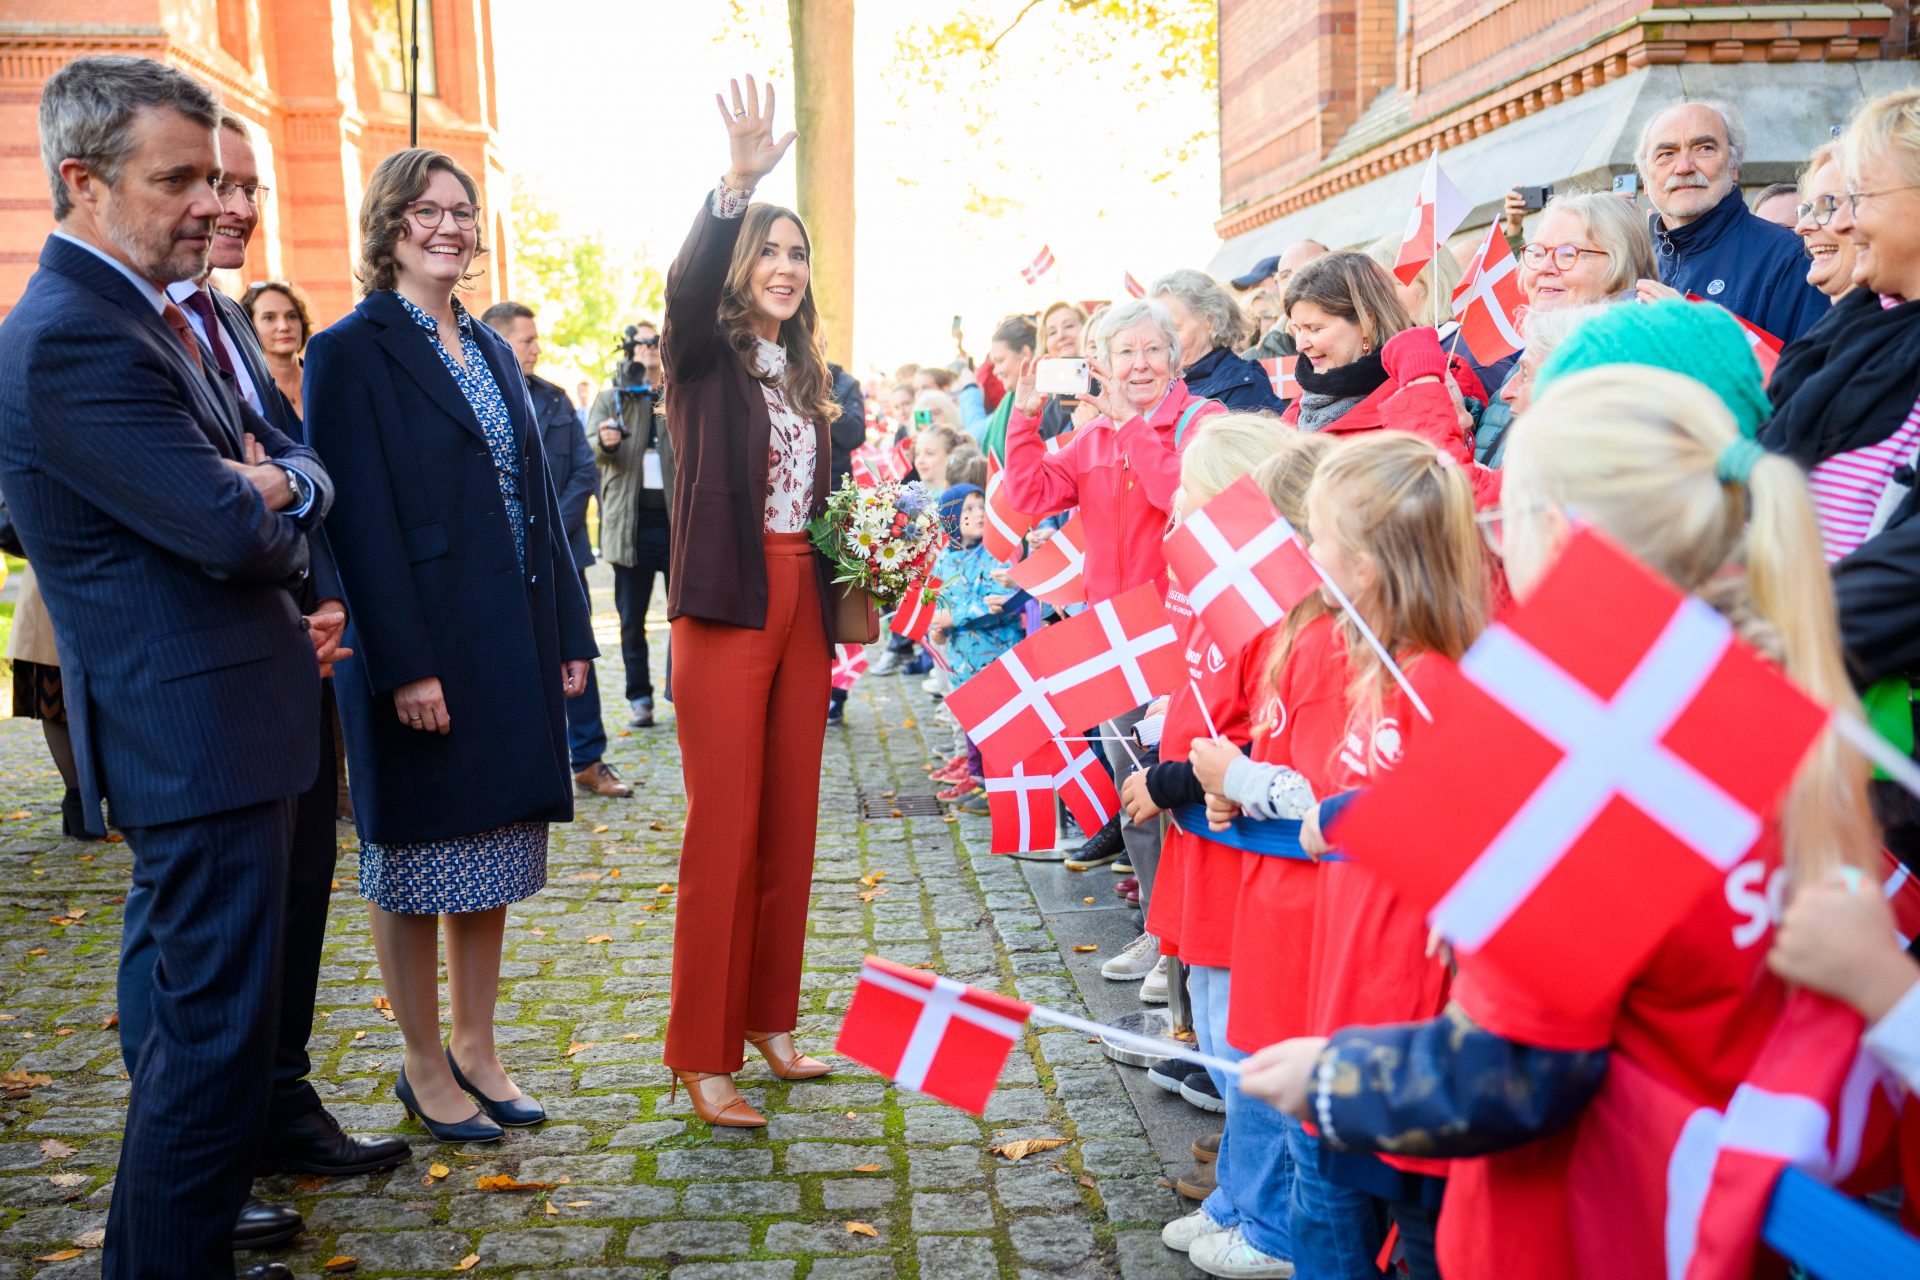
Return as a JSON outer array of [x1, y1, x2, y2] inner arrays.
[[606, 325, 657, 438]]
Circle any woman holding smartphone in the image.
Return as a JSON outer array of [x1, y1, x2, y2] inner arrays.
[[659, 75, 842, 1129]]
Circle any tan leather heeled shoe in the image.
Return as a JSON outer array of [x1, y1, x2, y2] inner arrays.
[[670, 1069, 766, 1127], [745, 1030, 832, 1080]]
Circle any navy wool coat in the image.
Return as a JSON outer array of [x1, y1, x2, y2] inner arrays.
[[303, 291, 597, 845]]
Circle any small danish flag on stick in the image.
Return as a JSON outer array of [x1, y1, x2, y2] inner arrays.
[[1392, 153, 1469, 286], [1026, 584, 1185, 733], [831, 644, 868, 691], [836, 957, 1033, 1114], [1021, 245, 1056, 285], [1163, 475, 1321, 661], [889, 577, 943, 643], [1006, 515, 1088, 606], [1124, 271, 1146, 299], [1452, 223, 1528, 365], [1257, 355, 1299, 402]]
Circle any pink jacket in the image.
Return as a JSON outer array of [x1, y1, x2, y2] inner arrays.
[[1003, 380, 1226, 602]]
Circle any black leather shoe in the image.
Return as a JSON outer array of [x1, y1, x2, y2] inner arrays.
[[446, 1047, 546, 1127], [239, 1266, 294, 1280], [232, 1195, 303, 1250], [395, 1066, 503, 1144], [259, 1106, 409, 1176]]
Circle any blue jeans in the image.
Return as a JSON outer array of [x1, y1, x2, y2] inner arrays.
[[1191, 965, 1293, 1258], [1283, 1115, 1385, 1277], [567, 571, 609, 771]]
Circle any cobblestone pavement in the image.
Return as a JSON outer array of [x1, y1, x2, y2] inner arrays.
[[0, 580, 1208, 1278]]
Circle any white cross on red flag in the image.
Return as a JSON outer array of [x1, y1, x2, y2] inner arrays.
[[1392, 153, 1470, 285], [1685, 294, 1784, 384], [1026, 584, 1184, 734], [834, 956, 1033, 1114], [983, 736, 1120, 854], [982, 456, 1042, 562], [1451, 222, 1528, 365], [890, 577, 943, 643], [1335, 528, 1830, 1007], [1124, 271, 1145, 299], [945, 639, 1069, 770], [1568, 990, 1900, 1280], [1257, 355, 1299, 402], [1022, 245, 1056, 285], [1006, 514, 1087, 606], [831, 644, 868, 691], [1162, 475, 1321, 660]]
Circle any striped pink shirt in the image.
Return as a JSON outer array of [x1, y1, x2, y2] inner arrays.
[[1806, 294, 1920, 563]]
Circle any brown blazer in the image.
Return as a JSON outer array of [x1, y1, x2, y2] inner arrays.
[[661, 197, 832, 630]]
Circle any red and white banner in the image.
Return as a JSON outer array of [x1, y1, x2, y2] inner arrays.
[[834, 956, 1033, 1114], [945, 639, 1069, 769], [1124, 271, 1146, 299], [1685, 294, 1783, 384], [1393, 153, 1470, 286], [982, 457, 1040, 563], [1451, 222, 1528, 365], [1337, 529, 1829, 1007], [831, 644, 868, 691], [1257, 355, 1299, 402], [1027, 584, 1184, 732], [1163, 475, 1322, 660], [1006, 515, 1087, 606], [1022, 244, 1056, 285], [889, 577, 943, 643]]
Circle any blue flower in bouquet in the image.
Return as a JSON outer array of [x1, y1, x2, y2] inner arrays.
[[894, 483, 933, 517]]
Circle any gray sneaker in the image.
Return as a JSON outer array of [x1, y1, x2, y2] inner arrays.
[[1100, 932, 1161, 981], [628, 699, 654, 728]]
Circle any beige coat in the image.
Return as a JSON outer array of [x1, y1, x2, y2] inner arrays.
[[7, 565, 61, 667]]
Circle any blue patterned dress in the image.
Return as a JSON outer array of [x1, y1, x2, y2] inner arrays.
[[357, 295, 547, 915]]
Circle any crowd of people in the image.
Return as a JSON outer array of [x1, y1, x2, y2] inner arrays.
[[4, 42, 1920, 1280]]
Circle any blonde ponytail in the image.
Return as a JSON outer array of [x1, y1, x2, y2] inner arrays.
[[1509, 368, 1878, 881]]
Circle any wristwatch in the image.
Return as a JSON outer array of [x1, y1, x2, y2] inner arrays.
[[277, 464, 310, 512]]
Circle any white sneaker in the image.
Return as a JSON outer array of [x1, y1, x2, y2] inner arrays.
[[1100, 932, 1160, 981], [1138, 955, 1170, 1004], [1160, 1207, 1231, 1253], [868, 648, 906, 676], [1189, 1225, 1296, 1278]]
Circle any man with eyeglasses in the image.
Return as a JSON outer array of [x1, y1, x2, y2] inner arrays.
[[587, 321, 676, 728], [149, 107, 411, 1246], [1636, 98, 1828, 344]]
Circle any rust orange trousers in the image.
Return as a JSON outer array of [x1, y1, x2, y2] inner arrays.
[[664, 532, 830, 1073]]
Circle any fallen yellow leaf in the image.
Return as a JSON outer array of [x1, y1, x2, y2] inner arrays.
[[545, 1199, 559, 1215], [989, 1137, 1069, 1162], [565, 1199, 594, 1207], [476, 1174, 556, 1192], [567, 872, 603, 880], [853, 1163, 883, 1172], [1083, 897, 1096, 905], [454, 1255, 480, 1272], [1073, 944, 1099, 953], [34, 1250, 83, 1263], [323, 1258, 359, 1274], [586, 934, 614, 944], [857, 886, 889, 903], [1, 1069, 52, 1098], [39, 1138, 74, 1160], [845, 1220, 879, 1237], [607, 868, 621, 878], [428, 1163, 451, 1179], [566, 1041, 593, 1056], [656, 883, 675, 894], [48, 1172, 86, 1188], [73, 1228, 105, 1248]]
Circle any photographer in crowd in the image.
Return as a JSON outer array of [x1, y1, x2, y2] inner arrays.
[[589, 322, 675, 729]]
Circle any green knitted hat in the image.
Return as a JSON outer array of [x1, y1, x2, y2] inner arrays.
[[1533, 298, 1771, 438]]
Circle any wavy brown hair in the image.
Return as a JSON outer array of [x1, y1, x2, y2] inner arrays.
[[717, 202, 840, 426], [1282, 251, 1412, 353], [356, 148, 488, 297]]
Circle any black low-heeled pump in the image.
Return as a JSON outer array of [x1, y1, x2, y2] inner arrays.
[[395, 1066, 503, 1144], [446, 1047, 546, 1127]]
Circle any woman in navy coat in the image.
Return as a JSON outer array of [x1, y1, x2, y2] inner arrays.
[[303, 149, 596, 1143]]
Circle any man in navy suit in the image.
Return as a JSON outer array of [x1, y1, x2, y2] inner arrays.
[[117, 108, 409, 1241], [0, 56, 337, 1280]]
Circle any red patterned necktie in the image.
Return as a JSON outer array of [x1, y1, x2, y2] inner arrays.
[[177, 288, 236, 378], [161, 302, 205, 375]]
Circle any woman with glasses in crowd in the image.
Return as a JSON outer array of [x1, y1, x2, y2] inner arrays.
[[242, 280, 317, 420], [303, 148, 597, 1145], [1792, 141, 1860, 304]]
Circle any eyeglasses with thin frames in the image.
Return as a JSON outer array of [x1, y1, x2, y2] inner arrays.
[[214, 179, 270, 207], [405, 202, 480, 230], [1521, 243, 1610, 271], [1844, 185, 1920, 215], [1796, 194, 1843, 228]]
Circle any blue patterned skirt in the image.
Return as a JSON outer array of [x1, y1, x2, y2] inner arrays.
[[359, 820, 549, 914]]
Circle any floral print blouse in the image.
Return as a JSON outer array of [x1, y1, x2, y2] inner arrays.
[[754, 337, 817, 533]]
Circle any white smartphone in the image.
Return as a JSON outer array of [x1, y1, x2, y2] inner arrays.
[[1034, 357, 1090, 397]]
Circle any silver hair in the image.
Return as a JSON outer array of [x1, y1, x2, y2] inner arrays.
[[1148, 268, 1250, 358], [40, 55, 220, 221], [1635, 98, 1748, 185], [1092, 298, 1184, 374], [1520, 301, 1611, 365]]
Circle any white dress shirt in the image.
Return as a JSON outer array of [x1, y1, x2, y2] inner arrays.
[[165, 279, 264, 414]]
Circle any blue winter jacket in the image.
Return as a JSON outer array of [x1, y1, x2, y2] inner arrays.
[[1651, 187, 1829, 345], [1182, 346, 1285, 415]]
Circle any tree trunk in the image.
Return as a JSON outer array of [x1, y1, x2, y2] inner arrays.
[[787, 0, 855, 366]]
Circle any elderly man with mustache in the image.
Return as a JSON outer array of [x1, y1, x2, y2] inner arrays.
[[1635, 98, 1829, 344]]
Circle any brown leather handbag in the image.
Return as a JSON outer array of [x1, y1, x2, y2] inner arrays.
[[830, 581, 879, 644]]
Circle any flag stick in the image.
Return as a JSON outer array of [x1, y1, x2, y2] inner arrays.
[[1028, 1004, 1242, 1077], [1191, 678, 1220, 739], [1832, 711, 1920, 805], [1308, 559, 1435, 723]]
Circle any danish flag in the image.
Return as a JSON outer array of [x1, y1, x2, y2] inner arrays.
[[982, 457, 1040, 562], [889, 577, 943, 642], [1392, 153, 1470, 286], [1043, 429, 1077, 455], [851, 440, 912, 487], [831, 644, 868, 691], [1162, 475, 1322, 660], [1569, 991, 1902, 1280], [849, 452, 880, 488], [1041, 735, 1121, 834], [984, 736, 1119, 855], [835, 956, 1033, 1114], [1124, 271, 1146, 299], [1337, 529, 1829, 1007], [945, 637, 1069, 769], [1686, 294, 1783, 384], [1883, 850, 1920, 947], [1026, 584, 1184, 734], [1451, 222, 1528, 365], [1257, 355, 1299, 402], [889, 437, 917, 481], [1007, 514, 1087, 606], [1022, 245, 1056, 285]]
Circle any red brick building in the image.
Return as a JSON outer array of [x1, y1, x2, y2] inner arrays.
[[0, 0, 509, 324], [1210, 1, 1918, 274]]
